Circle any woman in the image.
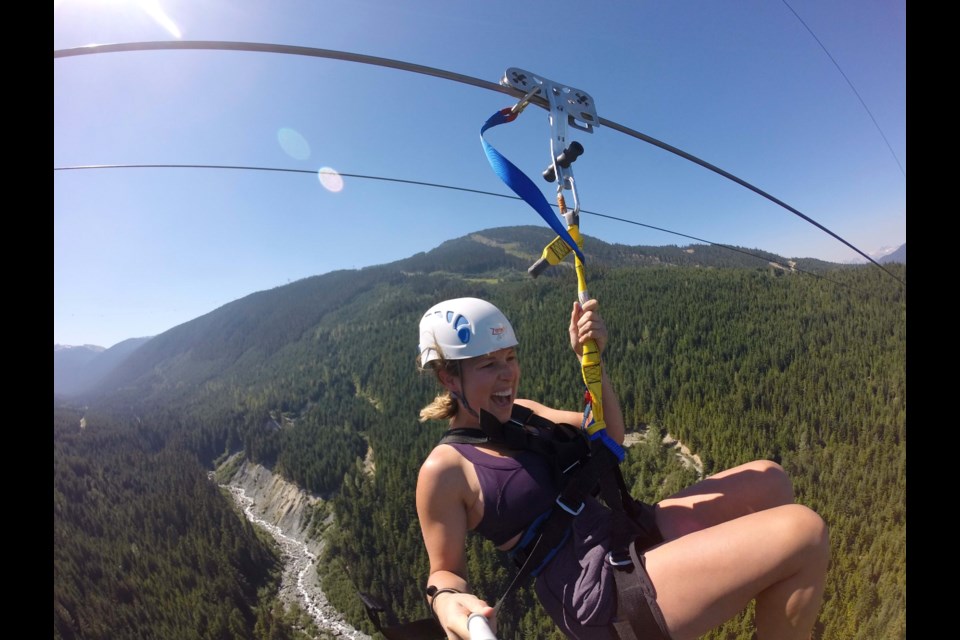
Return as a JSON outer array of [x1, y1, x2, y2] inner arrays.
[[416, 297, 829, 640]]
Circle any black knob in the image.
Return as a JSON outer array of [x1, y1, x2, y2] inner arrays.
[[556, 141, 584, 168], [542, 142, 585, 182]]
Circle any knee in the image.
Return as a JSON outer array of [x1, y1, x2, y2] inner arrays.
[[784, 504, 830, 568], [745, 459, 795, 506]]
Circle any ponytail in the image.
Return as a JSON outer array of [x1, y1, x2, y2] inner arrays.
[[418, 358, 460, 422]]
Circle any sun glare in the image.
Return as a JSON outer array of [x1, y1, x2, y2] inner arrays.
[[54, 0, 182, 39], [141, 0, 181, 38]]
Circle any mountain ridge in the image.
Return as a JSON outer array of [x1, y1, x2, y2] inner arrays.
[[53, 225, 897, 399]]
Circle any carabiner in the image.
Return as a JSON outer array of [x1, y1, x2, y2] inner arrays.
[[510, 86, 541, 116]]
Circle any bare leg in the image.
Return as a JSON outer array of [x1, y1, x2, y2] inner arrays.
[[656, 460, 795, 540], [642, 460, 829, 639], [645, 504, 828, 640]]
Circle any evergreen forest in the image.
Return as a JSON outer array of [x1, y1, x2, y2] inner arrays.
[[53, 228, 906, 639]]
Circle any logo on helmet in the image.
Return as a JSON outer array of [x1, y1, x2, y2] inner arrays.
[[454, 314, 472, 344], [490, 325, 505, 340]]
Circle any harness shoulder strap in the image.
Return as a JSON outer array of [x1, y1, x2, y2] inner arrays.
[[439, 428, 491, 445], [438, 404, 537, 447]]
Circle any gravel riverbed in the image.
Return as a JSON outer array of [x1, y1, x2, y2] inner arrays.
[[224, 482, 372, 639]]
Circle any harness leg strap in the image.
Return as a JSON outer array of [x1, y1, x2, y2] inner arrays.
[[609, 541, 671, 640]]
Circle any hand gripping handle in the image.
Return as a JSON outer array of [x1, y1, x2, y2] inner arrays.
[[467, 613, 497, 640]]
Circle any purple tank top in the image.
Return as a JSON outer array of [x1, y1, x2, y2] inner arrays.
[[447, 443, 556, 547]]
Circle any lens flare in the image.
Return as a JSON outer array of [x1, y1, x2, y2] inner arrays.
[[277, 128, 311, 160], [318, 167, 344, 193]]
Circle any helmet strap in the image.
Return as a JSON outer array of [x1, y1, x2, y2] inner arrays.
[[451, 361, 480, 420]]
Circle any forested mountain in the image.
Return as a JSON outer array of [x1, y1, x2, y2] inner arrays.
[[55, 226, 846, 403], [54, 226, 906, 639]]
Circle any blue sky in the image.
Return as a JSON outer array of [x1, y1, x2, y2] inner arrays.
[[54, 0, 906, 348]]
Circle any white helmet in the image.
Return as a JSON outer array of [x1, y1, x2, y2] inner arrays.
[[418, 297, 518, 365]]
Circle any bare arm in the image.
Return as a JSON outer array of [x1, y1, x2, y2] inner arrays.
[[569, 299, 625, 444], [416, 446, 496, 639], [516, 299, 625, 443]]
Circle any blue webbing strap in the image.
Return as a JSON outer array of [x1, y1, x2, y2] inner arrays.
[[483, 106, 623, 466], [480, 108, 585, 264], [583, 402, 625, 462], [590, 428, 625, 463]]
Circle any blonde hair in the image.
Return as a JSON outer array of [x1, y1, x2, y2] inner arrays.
[[418, 356, 461, 423]]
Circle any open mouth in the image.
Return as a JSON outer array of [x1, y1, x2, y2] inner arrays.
[[491, 390, 513, 408]]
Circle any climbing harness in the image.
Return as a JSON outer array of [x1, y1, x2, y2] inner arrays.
[[362, 369, 664, 639], [439, 406, 665, 640]]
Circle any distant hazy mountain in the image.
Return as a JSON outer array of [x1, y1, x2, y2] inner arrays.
[[54, 337, 152, 397], [878, 243, 906, 264], [54, 344, 105, 396], [843, 243, 906, 265]]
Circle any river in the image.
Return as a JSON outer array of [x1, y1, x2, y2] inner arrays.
[[224, 483, 372, 639]]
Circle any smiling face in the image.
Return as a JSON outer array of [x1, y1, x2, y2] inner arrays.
[[442, 347, 520, 426]]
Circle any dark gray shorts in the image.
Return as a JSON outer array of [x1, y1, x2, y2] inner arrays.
[[535, 500, 671, 640]]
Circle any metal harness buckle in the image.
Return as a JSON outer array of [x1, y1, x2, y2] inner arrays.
[[556, 495, 585, 516]]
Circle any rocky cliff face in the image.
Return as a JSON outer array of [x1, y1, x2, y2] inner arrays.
[[226, 457, 325, 556], [220, 455, 370, 639]]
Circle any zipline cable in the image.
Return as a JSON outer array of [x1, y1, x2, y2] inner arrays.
[[54, 40, 903, 285], [781, 0, 905, 178], [54, 163, 860, 288]]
